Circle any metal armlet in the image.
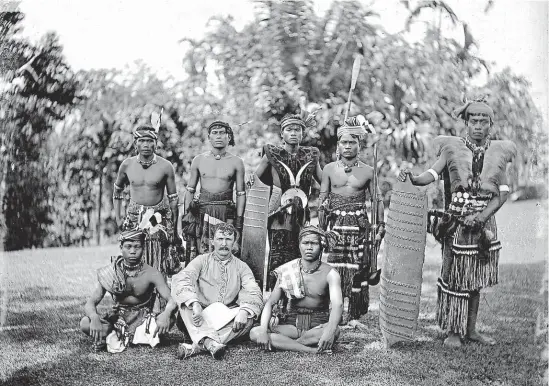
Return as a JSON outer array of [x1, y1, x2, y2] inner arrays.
[[167, 193, 179, 203]]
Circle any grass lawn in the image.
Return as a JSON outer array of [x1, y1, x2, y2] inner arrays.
[[1, 200, 547, 386]]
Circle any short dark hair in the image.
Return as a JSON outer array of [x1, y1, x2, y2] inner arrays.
[[212, 223, 238, 239], [207, 121, 235, 146]]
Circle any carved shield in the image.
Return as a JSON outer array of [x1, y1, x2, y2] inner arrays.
[[241, 175, 270, 288], [380, 179, 428, 348]]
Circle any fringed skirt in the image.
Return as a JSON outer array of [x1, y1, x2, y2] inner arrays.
[[436, 216, 500, 336], [325, 192, 370, 319]]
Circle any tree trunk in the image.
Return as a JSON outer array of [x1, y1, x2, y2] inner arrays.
[[96, 174, 102, 245], [0, 157, 7, 252]]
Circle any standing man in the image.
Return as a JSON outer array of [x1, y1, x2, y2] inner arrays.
[[398, 98, 516, 347], [181, 121, 246, 260], [80, 229, 177, 352], [250, 226, 343, 353], [171, 223, 263, 359], [249, 113, 322, 288], [113, 124, 181, 278], [318, 116, 385, 323]]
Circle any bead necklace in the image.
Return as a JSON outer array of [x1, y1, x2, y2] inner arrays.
[[124, 261, 144, 277], [300, 258, 322, 274], [338, 160, 359, 173], [137, 154, 157, 168], [210, 151, 227, 160]]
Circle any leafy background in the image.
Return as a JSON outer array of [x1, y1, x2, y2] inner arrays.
[[0, 0, 546, 251]]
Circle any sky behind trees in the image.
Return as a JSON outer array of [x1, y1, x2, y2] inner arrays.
[[18, 0, 548, 123]]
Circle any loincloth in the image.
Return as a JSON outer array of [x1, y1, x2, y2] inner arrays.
[[102, 303, 152, 334], [197, 188, 235, 251], [271, 307, 330, 338], [325, 193, 370, 317], [123, 199, 173, 242], [122, 199, 180, 276]]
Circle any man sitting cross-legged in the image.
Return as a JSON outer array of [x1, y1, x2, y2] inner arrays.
[[80, 229, 177, 353], [250, 226, 344, 353], [171, 223, 263, 359]]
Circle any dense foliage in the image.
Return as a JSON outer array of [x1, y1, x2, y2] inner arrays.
[[0, 1, 545, 250]]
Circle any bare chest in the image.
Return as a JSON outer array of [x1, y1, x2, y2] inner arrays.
[[199, 157, 237, 180], [127, 163, 166, 188], [330, 167, 370, 190], [302, 272, 329, 298], [122, 275, 153, 298]]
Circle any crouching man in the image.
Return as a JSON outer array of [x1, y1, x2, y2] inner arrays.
[[250, 226, 343, 353], [80, 229, 177, 352], [171, 223, 263, 359]]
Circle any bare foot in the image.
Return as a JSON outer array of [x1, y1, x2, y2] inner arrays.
[[348, 319, 367, 330], [466, 330, 496, 345], [443, 333, 463, 348]]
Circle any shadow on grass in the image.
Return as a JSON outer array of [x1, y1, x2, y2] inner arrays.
[[2, 261, 546, 386]]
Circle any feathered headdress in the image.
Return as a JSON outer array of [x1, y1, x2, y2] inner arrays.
[[337, 115, 376, 139], [133, 108, 163, 141], [280, 106, 322, 132]]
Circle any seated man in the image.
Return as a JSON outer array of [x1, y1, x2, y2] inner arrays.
[[250, 226, 343, 353], [171, 223, 263, 359], [80, 229, 177, 352]]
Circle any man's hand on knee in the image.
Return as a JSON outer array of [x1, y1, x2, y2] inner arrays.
[[232, 309, 249, 332], [154, 312, 172, 337], [89, 315, 105, 342], [191, 302, 204, 327]]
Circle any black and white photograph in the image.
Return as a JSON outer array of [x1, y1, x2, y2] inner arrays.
[[1, 0, 547, 385]]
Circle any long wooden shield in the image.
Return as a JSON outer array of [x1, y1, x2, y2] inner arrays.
[[241, 175, 270, 287], [379, 178, 428, 348]]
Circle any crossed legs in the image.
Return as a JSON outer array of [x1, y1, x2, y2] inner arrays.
[[250, 324, 340, 353]]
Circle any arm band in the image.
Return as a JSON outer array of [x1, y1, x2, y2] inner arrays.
[[427, 168, 439, 181], [113, 193, 124, 200], [167, 193, 179, 203], [186, 186, 196, 194], [499, 185, 509, 192], [236, 191, 246, 197]]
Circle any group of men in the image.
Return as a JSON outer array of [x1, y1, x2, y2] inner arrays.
[[80, 97, 514, 356]]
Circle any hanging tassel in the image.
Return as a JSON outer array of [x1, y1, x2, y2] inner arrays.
[[349, 285, 369, 320], [349, 269, 370, 319], [436, 282, 470, 336], [449, 248, 500, 290]]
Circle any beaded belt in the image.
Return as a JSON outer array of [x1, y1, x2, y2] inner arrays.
[[332, 208, 366, 217], [448, 192, 491, 215]]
